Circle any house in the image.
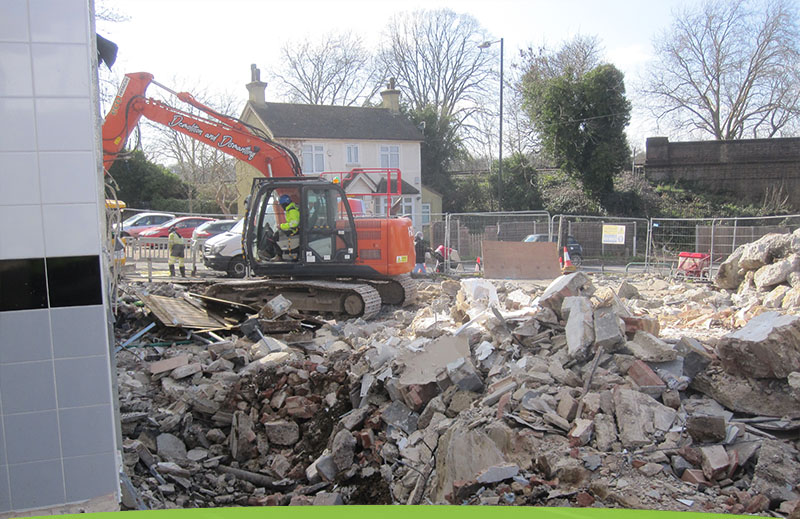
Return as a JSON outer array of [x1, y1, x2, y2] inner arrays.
[[235, 68, 439, 232]]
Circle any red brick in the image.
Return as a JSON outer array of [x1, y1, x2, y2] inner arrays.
[[575, 492, 595, 507], [289, 495, 314, 506], [497, 393, 512, 419], [744, 494, 770, 514], [700, 445, 729, 481], [284, 396, 319, 419], [356, 429, 375, 450], [622, 316, 660, 338], [628, 360, 666, 388], [401, 382, 439, 412], [632, 459, 646, 469], [681, 469, 709, 485]]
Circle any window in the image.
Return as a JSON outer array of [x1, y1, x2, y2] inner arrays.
[[375, 196, 413, 216], [400, 196, 414, 215], [380, 145, 399, 169], [422, 203, 431, 224], [346, 144, 359, 165], [302, 144, 325, 173]]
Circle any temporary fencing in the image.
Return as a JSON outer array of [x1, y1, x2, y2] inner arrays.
[[646, 214, 800, 275], [551, 215, 649, 263], [436, 211, 552, 273]]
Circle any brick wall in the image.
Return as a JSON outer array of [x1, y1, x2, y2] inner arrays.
[[644, 137, 800, 209]]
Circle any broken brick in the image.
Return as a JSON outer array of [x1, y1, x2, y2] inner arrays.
[[681, 469, 709, 485], [628, 359, 666, 388], [700, 445, 729, 481]]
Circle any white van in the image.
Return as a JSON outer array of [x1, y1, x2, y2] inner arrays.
[[202, 219, 246, 277]]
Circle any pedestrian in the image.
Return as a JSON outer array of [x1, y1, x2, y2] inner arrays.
[[168, 225, 186, 277], [413, 232, 431, 274]]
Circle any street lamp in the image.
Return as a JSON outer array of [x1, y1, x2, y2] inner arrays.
[[478, 37, 503, 211]]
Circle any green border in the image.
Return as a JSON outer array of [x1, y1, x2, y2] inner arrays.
[[48, 506, 751, 519]]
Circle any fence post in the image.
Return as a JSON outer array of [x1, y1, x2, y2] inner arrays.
[[645, 219, 653, 271], [731, 218, 738, 253], [557, 216, 564, 252], [633, 221, 637, 257], [601, 220, 605, 257], [710, 219, 716, 267]]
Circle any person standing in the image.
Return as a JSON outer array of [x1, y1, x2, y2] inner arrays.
[[413, 232, 431, 274], [168, 225, 186, 277]]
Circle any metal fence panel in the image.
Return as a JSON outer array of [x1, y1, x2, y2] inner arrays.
[[551, 215, 649, 261], [439, 211, 551, 272], [647, 215, 800, 272]]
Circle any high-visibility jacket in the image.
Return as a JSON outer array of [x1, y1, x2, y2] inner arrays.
[[279, 202, 300, 235], [168, 231, 185, 257]]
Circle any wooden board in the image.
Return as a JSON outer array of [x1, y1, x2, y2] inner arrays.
[[482, 241, 561, 280], [141, 294, 231, 330]]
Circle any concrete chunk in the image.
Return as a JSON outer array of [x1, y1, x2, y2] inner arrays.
[[593, 306, 625, 351], [751, 439, 800, 503], [539, 272, 595, 319], [446, 357, 484, 393], [563, 296, 594, 359], [715, 311, 800, 378], [686, 415, 726, 444], [476, 463, 519, 484], [626, 331, 677, 362], [263, 421, 300, 446], [150, 355, 189, 375], [170, 362, 203, 380]]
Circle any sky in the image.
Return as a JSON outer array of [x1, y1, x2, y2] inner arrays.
[[97, 0, 692, 151]]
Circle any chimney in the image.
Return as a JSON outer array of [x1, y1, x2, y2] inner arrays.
[[380, 77, 401, 113], [246, 64, 267, 104]]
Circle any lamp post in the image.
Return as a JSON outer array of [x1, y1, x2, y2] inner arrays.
[[479, 37, 503, 211]]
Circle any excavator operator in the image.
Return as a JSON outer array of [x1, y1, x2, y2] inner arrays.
[[278, 194, 299, 236]]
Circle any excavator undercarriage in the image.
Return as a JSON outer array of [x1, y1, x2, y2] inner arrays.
[[204, 274, 416, 320]]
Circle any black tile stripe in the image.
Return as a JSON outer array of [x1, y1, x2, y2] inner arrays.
[[0, 255, 101, 312], [46, 255, 102, 308], [0, 258, 47, 312]]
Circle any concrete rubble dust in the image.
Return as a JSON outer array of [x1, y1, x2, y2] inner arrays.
[[114, 228, 800, 514]]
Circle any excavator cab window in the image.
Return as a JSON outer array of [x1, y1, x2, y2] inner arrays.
[[305, 187, 357, 263]]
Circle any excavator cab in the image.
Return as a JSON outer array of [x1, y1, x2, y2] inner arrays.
[[244, 177, 359, 277]]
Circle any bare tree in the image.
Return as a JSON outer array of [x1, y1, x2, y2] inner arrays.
[[642, 0, 800, 139], [145, 81, 239, 214], [270, 32, 382, 106], [377, 9, 494, 130]]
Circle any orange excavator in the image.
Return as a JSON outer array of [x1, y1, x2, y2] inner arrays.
[[102, 72, 416, 318]]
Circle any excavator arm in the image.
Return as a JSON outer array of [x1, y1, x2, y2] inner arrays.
[[102, 72, 301, 177]]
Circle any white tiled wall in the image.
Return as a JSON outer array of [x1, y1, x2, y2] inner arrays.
[[0, 0, 120, 513]]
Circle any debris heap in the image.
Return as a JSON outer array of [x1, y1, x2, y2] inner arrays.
[[115, 273, 800, 514]]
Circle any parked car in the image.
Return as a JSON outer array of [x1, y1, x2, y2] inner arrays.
[[138, 216, 216, 240], [116, 212, 175, 237], [523, 234, 584, 267], [191, 219, 238, 249], [202, 219, 246, 277]]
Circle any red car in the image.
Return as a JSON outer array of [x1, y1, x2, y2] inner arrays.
[[138, 216, 216, 239]]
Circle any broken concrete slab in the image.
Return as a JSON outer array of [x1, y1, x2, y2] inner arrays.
[[156, 433, 187, 462], [331, 429, 356, 473], [692, 368, 800, 418], [263, 421, 300, 446], [715, 311, 800, 378], [476, 463, 519, 484], [150, 355, 190, 375], [433, 423, 506, 503], [539, 272, 595, 319], [613, 387, 676, 449], [563, 296, 594, 360], [686, 415, 727, 444], [751, 439, 800, 503], [593, 306, 625, 352], [626, 331, 677, 362], [446, 357, 484, 393], [381, 400, 419, 434]]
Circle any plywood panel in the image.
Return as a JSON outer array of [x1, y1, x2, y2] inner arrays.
[[482, 241, 561, 280]]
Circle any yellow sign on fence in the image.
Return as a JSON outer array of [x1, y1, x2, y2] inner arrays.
[[602, 224, 626, 244]]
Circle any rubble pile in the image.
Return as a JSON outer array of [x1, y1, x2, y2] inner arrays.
[[716, 228, 800, 310], [115, 273, 800, 513]]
